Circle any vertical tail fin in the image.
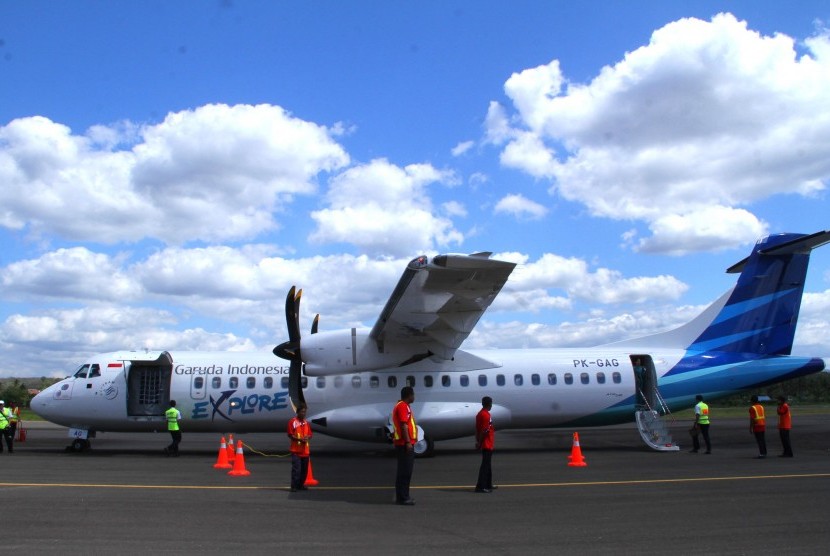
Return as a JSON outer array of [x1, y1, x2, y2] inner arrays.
[[688, 231, 830, 355]]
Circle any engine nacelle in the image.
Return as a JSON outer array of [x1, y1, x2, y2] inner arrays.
[[301, 328, 424, 376]]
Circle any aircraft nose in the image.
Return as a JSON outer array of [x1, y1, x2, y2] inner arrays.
[[30, 384, 59, 421]]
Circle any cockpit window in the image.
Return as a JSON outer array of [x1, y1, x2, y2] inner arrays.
[[89, 364, 101, 378], [73, 364, 90, 378]]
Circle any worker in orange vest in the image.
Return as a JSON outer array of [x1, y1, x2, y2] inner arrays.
[[777, 396, 793, 457], [749, 395, 767, 458], [287, 402, 312, 492]]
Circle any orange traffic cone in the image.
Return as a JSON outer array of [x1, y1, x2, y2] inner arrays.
[[228, 440, 251, 476], [568, 432, 587, 467], [213, 436, 232, 469], [226, 434, 236, 462], [304, 458, 319, 486]]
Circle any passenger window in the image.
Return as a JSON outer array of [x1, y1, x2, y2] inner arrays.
[[89, 364, 101, 378], [74, 364, 90, 378], [352, 376, 361, 388], [229, 377, 239, 388], [387, 376, 397, 388], [247, 377, 256, 389], [335, 376, 344, 388], [194, 377, 204, 389], [548, 373, 557, 385], [301, 377, 308, 389], [479, 374, 487, 387], [317, 377, 326, 389], [612, 372, 622, 384], [370, 376, 379, 388], [281, 377, 289, 389], [442, 375, 451, 387], [460, 375, 469, 387], [596, 372, 606, 384], [531, 374, 540, 386], [496, 374, 505, 386], [406, 376, 416, 387], [264, 377, 273, 389], [212, 377, 221, 389], [514, 374, 523, 386], [580, 373, 589, 385], [564, 373, 573, 385], [424, 376, 433, 388]]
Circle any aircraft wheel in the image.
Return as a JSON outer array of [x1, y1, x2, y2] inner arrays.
[[414, 436, 434, 458], [70, 439, 90, 452]]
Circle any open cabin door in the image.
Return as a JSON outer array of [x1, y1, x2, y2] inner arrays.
[[125, 351, 173, 417], [630, 354, 679, 452]]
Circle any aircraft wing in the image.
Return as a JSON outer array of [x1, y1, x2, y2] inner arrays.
[[368, 253, 516, 361]]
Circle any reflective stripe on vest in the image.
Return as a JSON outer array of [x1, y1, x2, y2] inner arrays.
[[696, 402, 710, 425]]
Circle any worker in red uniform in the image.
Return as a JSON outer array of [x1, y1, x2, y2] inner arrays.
[[475, 396, 495, 493], [749, 395, 767, 458], [392, 386, 417, 505], [287, 403, 312, 492], [777, 395, 793, 457]]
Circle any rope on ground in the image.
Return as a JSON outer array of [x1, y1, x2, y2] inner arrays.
[[241, 441, 292, 458]]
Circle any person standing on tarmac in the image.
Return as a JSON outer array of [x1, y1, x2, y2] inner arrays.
[[777, 396, 794, 457], [164, 400, 182, 457], [749, 395, 767, 458], [690, 394, 711, 454], [8, 402, 19, 441], [287, 402, 312, 492], [0, 401, 13, 453], [392, 386, 417, 506], [475, 396, 495, 493]]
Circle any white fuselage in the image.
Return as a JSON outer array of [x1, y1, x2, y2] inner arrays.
[[32, 347, 686, 443]]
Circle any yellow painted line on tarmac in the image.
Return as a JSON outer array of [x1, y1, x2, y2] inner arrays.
[[1, 472, 829, 491]]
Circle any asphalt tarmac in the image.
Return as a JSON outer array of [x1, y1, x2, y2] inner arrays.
[[4, 414, 829, 555]]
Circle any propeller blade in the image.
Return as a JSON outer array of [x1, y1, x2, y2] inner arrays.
[[311, 314, 320, 334], [288, 358, 305, 409]]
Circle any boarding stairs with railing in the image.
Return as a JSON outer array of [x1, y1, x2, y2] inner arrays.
[[635, 388, 680, 451]]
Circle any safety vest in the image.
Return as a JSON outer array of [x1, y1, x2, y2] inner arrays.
[[9, 407, 18, 423], [392, 400, 417, 446], [751, 404, 766, 429], [165, 407, 180, 431], [0, 409, 8, 430], [696, 402, 710, 425], [288, 417, 311, 457]]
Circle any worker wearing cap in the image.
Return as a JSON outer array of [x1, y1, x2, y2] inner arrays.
[[0, 401, 13, 453]]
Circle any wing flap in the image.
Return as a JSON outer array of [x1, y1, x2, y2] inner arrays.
[[370, 253, 515, 360]]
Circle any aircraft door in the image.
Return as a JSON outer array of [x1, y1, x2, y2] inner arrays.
[[630, 355, 658, 410], [125, 352, 173, 417]]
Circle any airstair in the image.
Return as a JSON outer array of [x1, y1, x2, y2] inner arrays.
[[635, 387, 679, 452]]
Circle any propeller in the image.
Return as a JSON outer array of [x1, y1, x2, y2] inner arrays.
[[274, 286, 305, 409]]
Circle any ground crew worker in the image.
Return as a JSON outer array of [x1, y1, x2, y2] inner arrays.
[[164, 400, 182, 457], [475, 396, 495, 493], [0, 401, 13, 453], [690, 394, 711, 454], [8, 402, 19, 441], [287, 402, 312, 492], [777, 395, 793, 457], [749, 395, 767, 458], [392, 386, 417, 505]]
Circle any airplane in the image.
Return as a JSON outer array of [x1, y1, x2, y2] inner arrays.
[[31, 230, 830, 455]]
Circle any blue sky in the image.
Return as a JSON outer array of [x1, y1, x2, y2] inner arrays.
[[2, 1, 830, 377]]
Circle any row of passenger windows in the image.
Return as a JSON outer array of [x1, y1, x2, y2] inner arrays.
[[193, 371, 623, 391]]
